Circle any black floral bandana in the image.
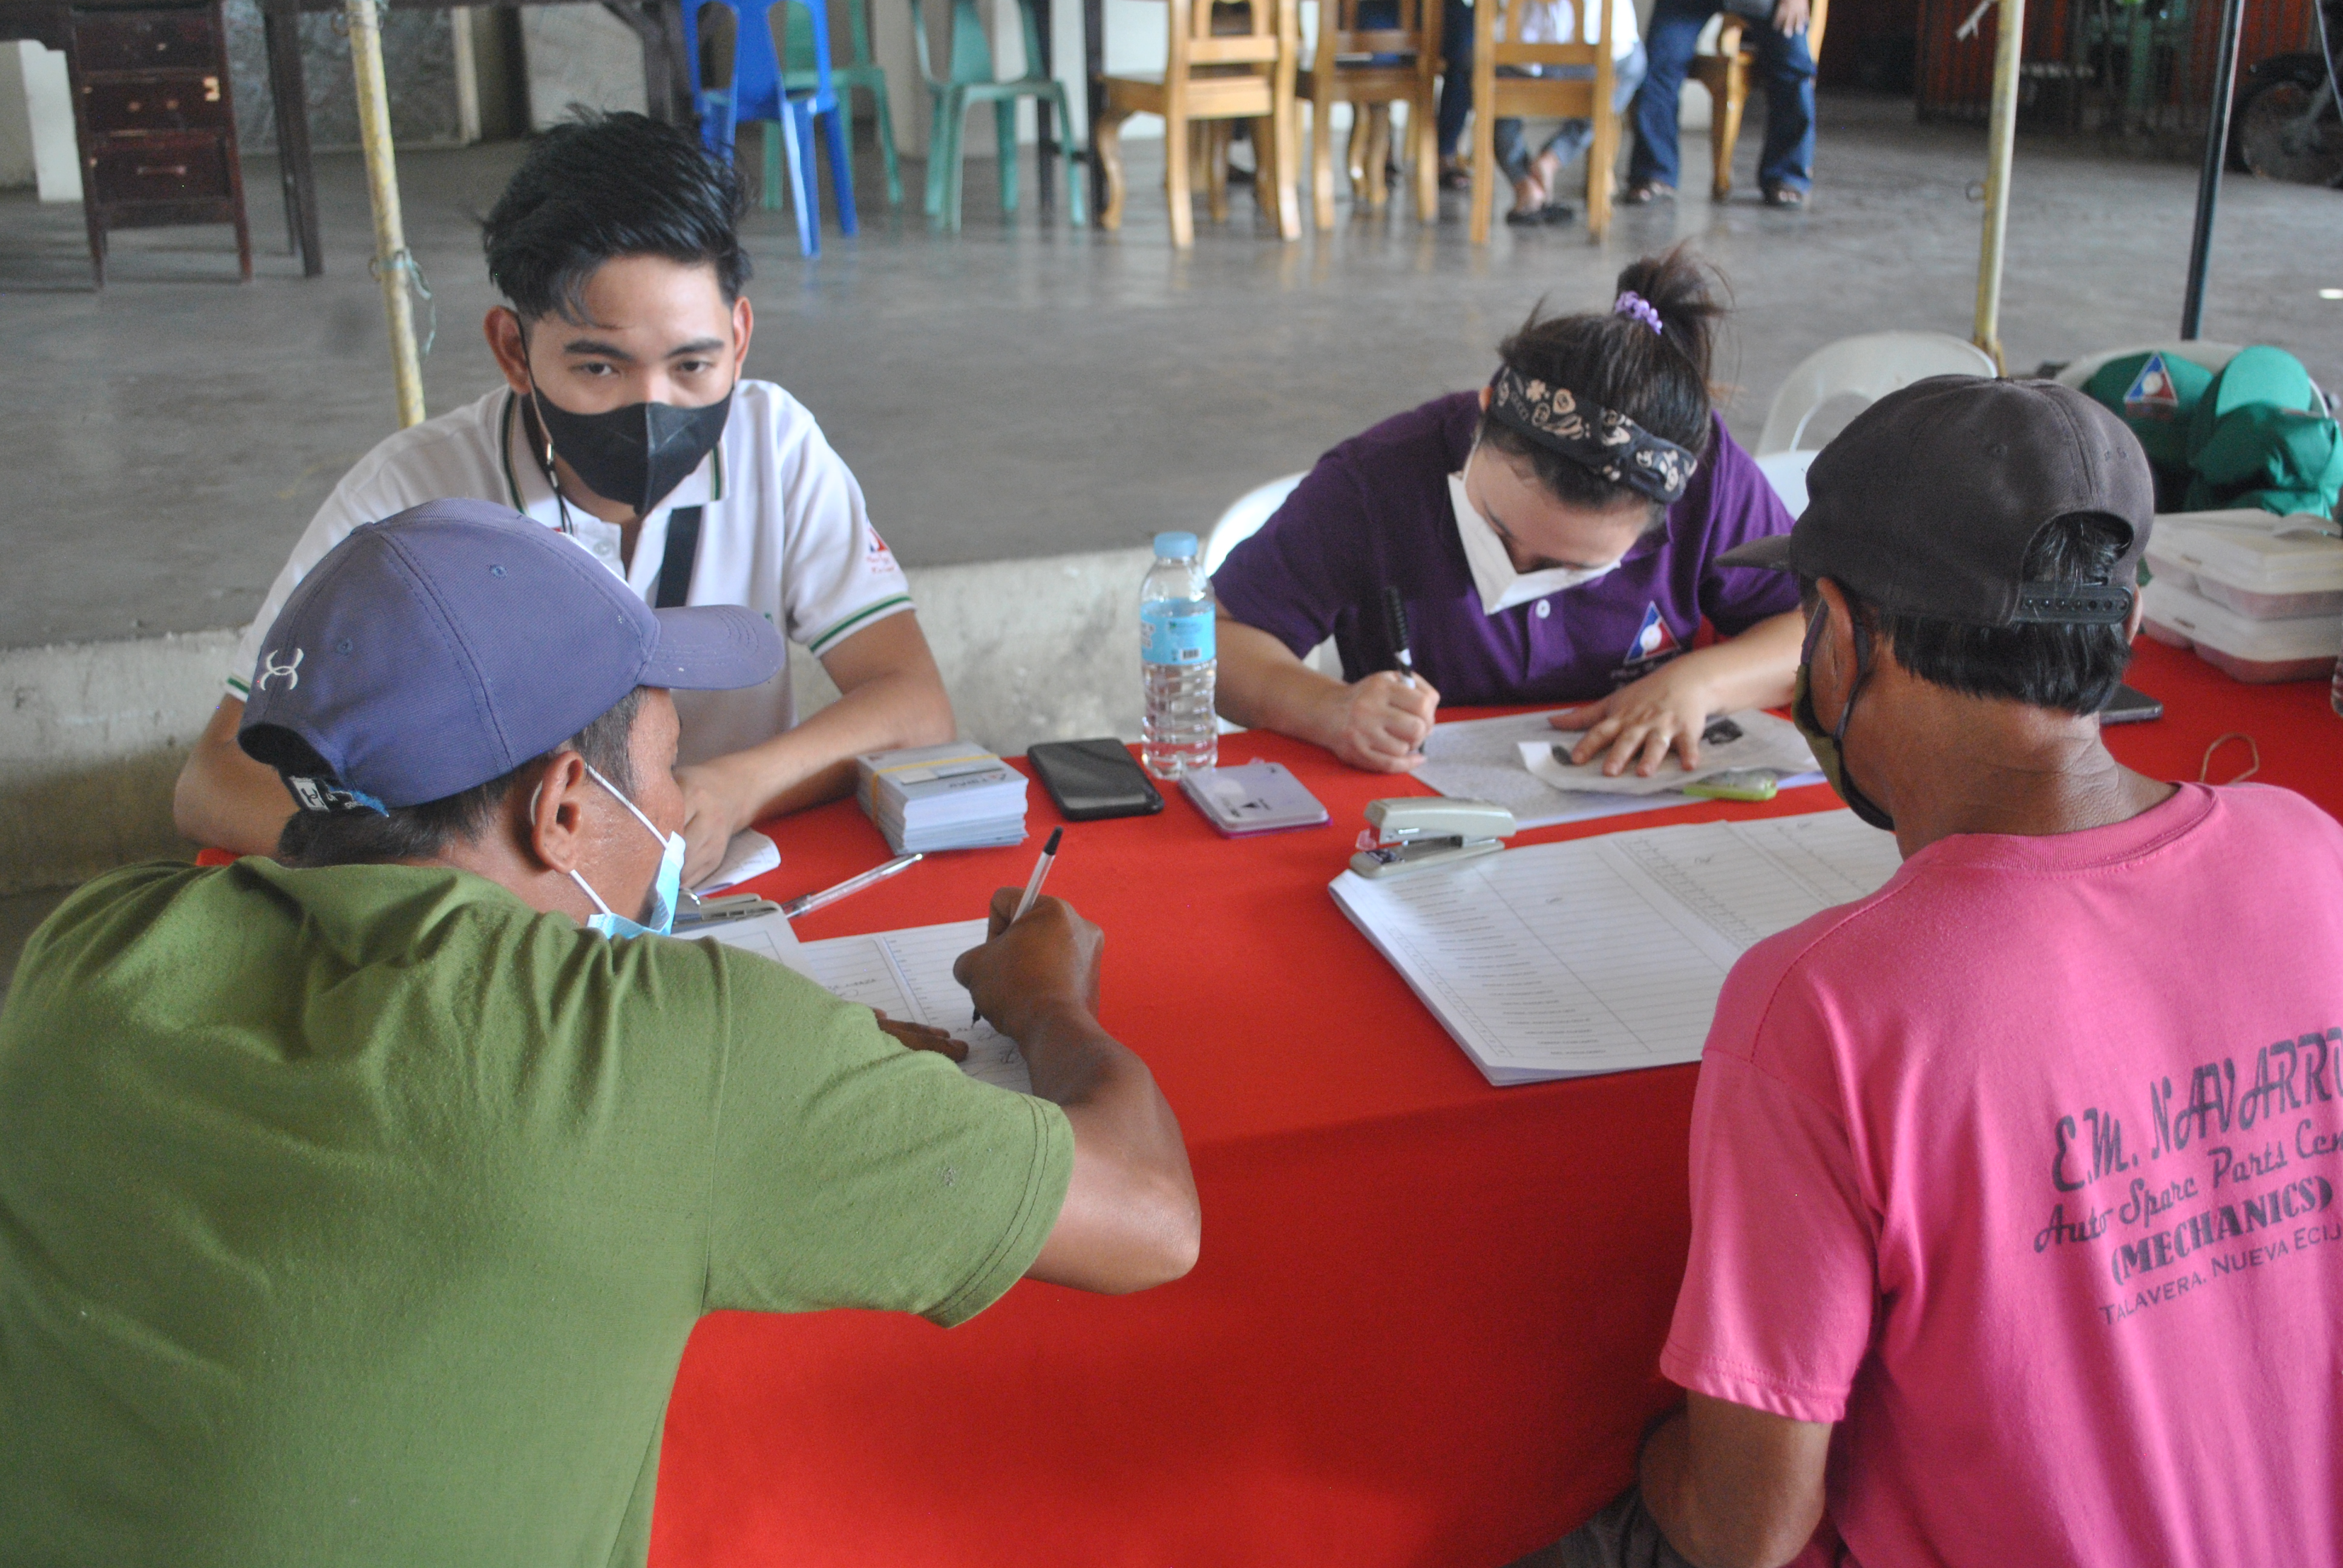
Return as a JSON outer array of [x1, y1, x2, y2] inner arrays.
[[1485, 368, 1698, 506]]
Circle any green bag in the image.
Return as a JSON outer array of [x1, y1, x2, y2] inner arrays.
[[2173, 347, 2342, 520], [2186, 345, 2322, 463]]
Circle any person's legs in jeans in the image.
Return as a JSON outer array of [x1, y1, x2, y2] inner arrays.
[[1628, 0, 1717, 192], [1438, 0, 1475, 160], [1539, 44, 1648, 176], [1493, 114, 1530, 185], [1490, 67, 1547, 212], [1754, 18, 1817, 192]]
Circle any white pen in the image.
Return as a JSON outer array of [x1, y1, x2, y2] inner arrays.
[[779, 853, 922, 920], [975, 828, 1063, 1024]]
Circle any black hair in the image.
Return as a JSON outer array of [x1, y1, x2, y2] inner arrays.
[[482, 111, 750, 325], [1821, 515, 2136, 716], [275, 689, 645, 869], [1480, 244, 1727, 517]]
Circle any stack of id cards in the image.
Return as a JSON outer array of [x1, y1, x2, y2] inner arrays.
[[1178, 761, 1331, 837], [855, 743, 1028, 854]]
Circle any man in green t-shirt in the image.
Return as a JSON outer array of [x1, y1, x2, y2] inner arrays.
[[0, 500, 1199, 1567]]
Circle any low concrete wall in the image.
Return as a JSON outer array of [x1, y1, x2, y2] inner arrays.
[[0, 549, 1156, 897], [0, 629, 241, 895]]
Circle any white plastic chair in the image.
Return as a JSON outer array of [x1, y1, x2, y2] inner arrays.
[[1202, 472, 1308, 574], [1200, 472, 1339, 717], [1754, 449, 1818, 515], [2054, 341, 2244, 391], [1756, 332, 2000, 457]]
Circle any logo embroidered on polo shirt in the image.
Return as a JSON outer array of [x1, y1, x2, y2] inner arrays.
[[865, 526, 898, 575], [1608, 604, 1683, 684]]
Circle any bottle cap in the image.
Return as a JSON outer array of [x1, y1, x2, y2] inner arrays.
[[1153, 532, 1200, 560]]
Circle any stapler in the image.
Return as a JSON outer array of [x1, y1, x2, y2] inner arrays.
[[1348, 799, 1516, 878]]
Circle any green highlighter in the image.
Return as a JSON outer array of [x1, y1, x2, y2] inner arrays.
[[1683, 769, 1779, 803]]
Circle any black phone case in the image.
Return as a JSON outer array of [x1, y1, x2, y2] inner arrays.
[[1029, 739, 1167, 821]]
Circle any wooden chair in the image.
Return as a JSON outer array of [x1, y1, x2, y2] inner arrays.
[[1296, 0, 1440, 229], [1095, 0, 1303, 246], [1691, 0, 1829, 200], [1467, 0, 1617, 243]]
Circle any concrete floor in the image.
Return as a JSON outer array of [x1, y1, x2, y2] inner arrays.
[[4, 92, 2341, 652]]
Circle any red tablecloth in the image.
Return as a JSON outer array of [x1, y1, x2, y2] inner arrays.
[[640, 641, 2336, 1568]]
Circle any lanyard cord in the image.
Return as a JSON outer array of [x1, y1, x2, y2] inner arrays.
[[519, 390, 583, 538]]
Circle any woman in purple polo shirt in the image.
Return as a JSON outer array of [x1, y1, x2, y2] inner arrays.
[[1213, 247, 1803, 777]]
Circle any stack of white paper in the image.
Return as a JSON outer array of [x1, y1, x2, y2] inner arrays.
[[1330, 811, 1904, 1085], [854, 743, 1028, 854]]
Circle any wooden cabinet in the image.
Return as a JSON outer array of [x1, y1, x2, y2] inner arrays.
[[66, 2, 251, 285]]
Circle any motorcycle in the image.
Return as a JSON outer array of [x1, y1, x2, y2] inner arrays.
[[2229, 0, 2343, 186]]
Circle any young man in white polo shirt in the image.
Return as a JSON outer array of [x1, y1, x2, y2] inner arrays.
[[174, 113, 954, 884]]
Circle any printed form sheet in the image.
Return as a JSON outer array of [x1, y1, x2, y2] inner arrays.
[[1331, 811, 1905, 1084], [712, 913, 1031, 1094]]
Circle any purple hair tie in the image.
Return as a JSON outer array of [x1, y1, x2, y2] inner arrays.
[[1614, 291, 1664, 335]]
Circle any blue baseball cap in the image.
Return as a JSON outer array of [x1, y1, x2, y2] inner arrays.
[[240, 499, 782, 811]]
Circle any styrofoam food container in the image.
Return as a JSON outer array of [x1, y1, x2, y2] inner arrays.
[[2141, 577, 2343, 683], [2145, 511, 2343, 621]]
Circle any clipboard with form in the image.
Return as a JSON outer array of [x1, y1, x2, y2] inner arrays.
[[1330, 810, 1905, 1084]]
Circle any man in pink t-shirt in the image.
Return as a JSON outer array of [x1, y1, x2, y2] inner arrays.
[[1542, 377, 2343, 1568]]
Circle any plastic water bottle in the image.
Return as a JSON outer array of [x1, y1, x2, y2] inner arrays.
[[1140, 531, 1218, 779]]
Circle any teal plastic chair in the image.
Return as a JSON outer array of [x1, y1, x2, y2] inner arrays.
[[909, 0, 1085, 229], [772, 0, 902, 208]]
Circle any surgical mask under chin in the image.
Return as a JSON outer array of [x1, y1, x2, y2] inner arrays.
[[1449, 471, 1621, 616], [532, 763, 687, 939], [532, 384, 732, 515], [1790, 613, 1896, 833]]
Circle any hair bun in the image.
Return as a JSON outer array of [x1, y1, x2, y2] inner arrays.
[[1613, 243, 1725, 383]]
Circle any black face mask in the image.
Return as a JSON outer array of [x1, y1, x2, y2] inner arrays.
[[1791, 603, 1897, 833], [530, 385, 732, 515]]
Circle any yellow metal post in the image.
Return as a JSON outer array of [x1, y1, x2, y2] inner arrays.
[[1971, 0, 2025, 374], [346, 0, 427, 427]]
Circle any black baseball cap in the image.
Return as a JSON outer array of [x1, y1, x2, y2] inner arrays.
[[1719, 376, 2155, 626], [240, 499, 782, 811]]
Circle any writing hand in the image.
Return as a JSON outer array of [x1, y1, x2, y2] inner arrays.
[[954, 890, 1104, 1041], [1327, 670, 1442, 773]]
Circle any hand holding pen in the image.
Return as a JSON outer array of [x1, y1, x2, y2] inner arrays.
[[972, 829, 1060, 1022], [954, 830, 1106, 1036], [1325, 590, 1440, 773]]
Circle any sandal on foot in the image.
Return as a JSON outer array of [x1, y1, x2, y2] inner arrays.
[[1762, 183, 1808, 208], [1621, 181, 1674, 205]]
